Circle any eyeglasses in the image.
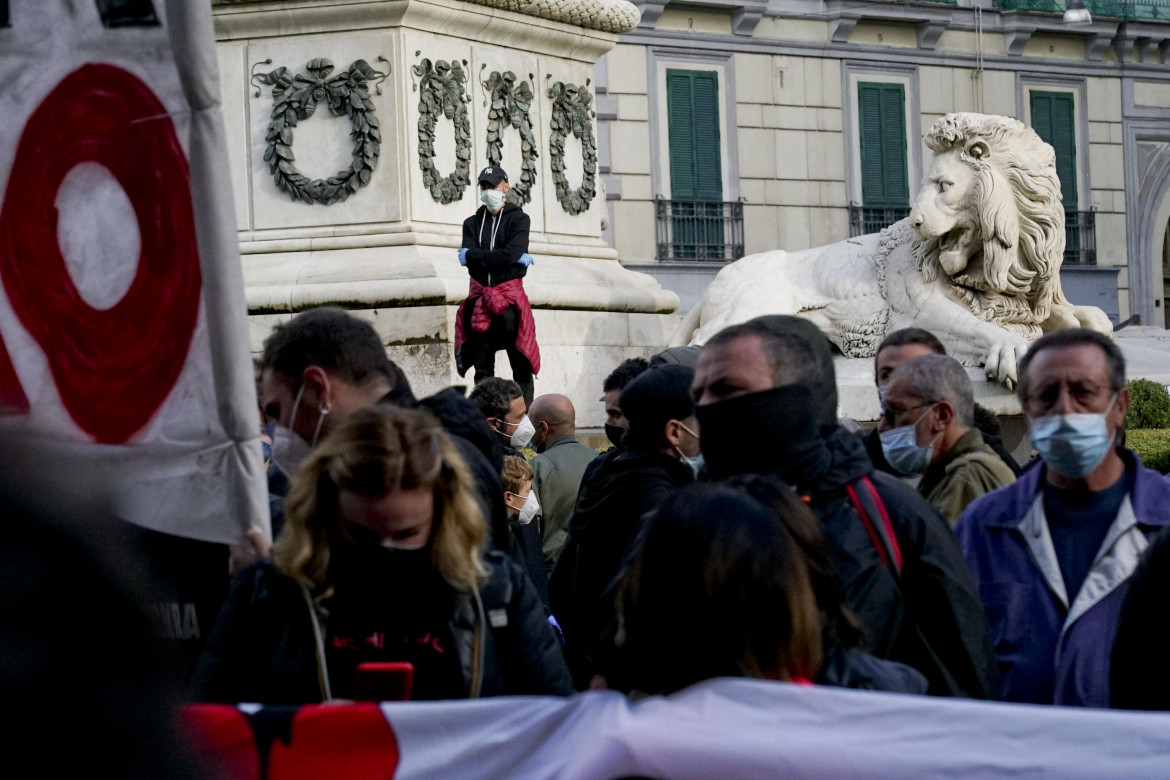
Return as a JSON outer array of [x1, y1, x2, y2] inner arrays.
[[881, 402, 936, 427]]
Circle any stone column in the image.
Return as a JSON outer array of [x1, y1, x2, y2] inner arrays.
[[213, 0, 677, 424]]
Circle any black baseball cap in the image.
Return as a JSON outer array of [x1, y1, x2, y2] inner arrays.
[[478, 166, 508, 186]]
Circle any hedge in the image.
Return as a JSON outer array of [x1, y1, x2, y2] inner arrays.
[[1125, 379, 1170, 430], [1128, 429, 1170, 474]]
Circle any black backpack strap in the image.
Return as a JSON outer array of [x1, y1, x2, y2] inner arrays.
[[846, 476, 903, 578]]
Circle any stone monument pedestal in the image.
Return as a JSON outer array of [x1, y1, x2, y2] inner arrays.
[[213, 0, 676, 425]]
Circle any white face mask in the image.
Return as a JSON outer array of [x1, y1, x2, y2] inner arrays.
[[480, 188, 506, 212], [512, 491, 540, 525], [269, 385, 329, 476], [496, 414, 536, 449]]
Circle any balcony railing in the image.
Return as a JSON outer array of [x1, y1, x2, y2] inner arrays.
[[849, 205, 911, 237], [1064, 210, 1097, 266], [655, 198, 744, 262], [847, 206, 1094, 264], [996, 0, 1170, 20]]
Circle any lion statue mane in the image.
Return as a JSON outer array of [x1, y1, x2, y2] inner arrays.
[[670, 112, 1112, 388]]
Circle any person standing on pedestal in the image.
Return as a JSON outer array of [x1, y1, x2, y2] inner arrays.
[[455, 166, 541, 409]]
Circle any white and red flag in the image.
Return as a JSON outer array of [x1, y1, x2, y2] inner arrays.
[[0, 0, 266, 544], [184, 679, 1170, 779]]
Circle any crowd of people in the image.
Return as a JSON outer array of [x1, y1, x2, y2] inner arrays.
[[190, 304, 1170, 713]]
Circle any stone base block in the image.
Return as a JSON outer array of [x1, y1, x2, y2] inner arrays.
[[249, 306, 681, 428]]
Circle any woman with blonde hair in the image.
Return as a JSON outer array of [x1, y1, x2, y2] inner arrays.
[[193, 406, 572, 703]]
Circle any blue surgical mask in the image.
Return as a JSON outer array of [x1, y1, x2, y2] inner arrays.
[[1029, 394, 1118, 479], [679, 453, 705, 478], [879, 405, 936, 476], [877, 385, 888, 416], [674, 422, 704, 477]]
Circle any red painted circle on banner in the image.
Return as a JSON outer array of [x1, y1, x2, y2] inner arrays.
[[0, 63, 201, 443]]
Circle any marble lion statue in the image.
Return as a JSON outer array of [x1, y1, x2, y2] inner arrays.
[[670, 112, 1113, 388]]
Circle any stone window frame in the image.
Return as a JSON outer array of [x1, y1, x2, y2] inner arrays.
[[841, 62, 922, 211], [1016, 73, 1091, 215], [646, 46, 740, 204]]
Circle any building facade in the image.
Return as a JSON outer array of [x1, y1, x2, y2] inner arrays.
[[598, 0, 1170, 327]]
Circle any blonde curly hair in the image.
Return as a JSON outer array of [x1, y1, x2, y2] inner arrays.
[[500, 454, 533, 496], [273, 406, 487, 597]]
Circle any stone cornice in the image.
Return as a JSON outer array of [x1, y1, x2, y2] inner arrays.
[[213, 0, 641, 34], [618, 24, 1170, 78], [632, 0, 768, 35], [212, 0, 619, 61]]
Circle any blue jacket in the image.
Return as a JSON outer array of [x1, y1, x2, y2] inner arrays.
[[955, 449, 1170, 707]]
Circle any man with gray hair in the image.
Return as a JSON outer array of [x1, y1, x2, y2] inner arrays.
[[881, 355, 1016, 524]]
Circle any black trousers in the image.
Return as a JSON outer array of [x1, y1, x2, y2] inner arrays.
[[463, 304, 534, 405]]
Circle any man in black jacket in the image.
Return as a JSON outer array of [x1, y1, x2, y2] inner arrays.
[[467, 377, 549, 609], [258, 307, 517, 569], [550, 364, 699, 686], [456, 166, 540, 408], [692, 316, 999, 699]]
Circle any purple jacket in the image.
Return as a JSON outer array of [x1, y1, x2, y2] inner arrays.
[[955, 448, 1170, 707]]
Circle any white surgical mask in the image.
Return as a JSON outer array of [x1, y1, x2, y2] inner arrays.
[[496, 414, 536, 449], [269, 385, 329, 476], [518, 491, 540, 525], [480, 189, 506, 212]]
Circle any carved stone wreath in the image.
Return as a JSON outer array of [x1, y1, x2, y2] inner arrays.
[[483, 70, 539, 207], [256, 58, 387, 205], [413, 58, 472, 205], [547, 80, 598, 216]]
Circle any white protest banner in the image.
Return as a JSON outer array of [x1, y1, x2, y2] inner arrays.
[[185, 680, 1170, 779], [0, 0, 267, 545]]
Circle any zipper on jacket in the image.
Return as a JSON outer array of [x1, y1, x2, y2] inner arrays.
[[469, 586, 486, 698]]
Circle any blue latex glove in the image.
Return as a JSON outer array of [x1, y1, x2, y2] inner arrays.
[[458, 247, 468, 266], [518, 252, 535, 267]]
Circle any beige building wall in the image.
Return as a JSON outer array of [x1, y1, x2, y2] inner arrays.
[[1086, 76, 1129, 319], [599, 4, 1170, 323]]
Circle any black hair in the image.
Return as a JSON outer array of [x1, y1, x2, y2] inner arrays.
[[468, 377, 523, 420], [725, 475, 868, 652], [876, 328, 946, 360], [260, 307, 406, 396], [603, 358, 650, 393]]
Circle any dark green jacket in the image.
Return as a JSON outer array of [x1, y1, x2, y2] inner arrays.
[[531, 435, 599, 573], [919, 428, 1017, 526]]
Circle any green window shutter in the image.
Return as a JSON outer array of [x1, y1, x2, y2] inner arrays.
[[858, 82, 908, 208], [692, 72, 722, 201], [1030, 91, 1078, 210], [667, 69, 722, 201]]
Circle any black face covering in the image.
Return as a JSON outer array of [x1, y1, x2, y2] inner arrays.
[[330, 536, 433, 570], [605, 423, 626, 449], [696, 384, 831, 487]]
